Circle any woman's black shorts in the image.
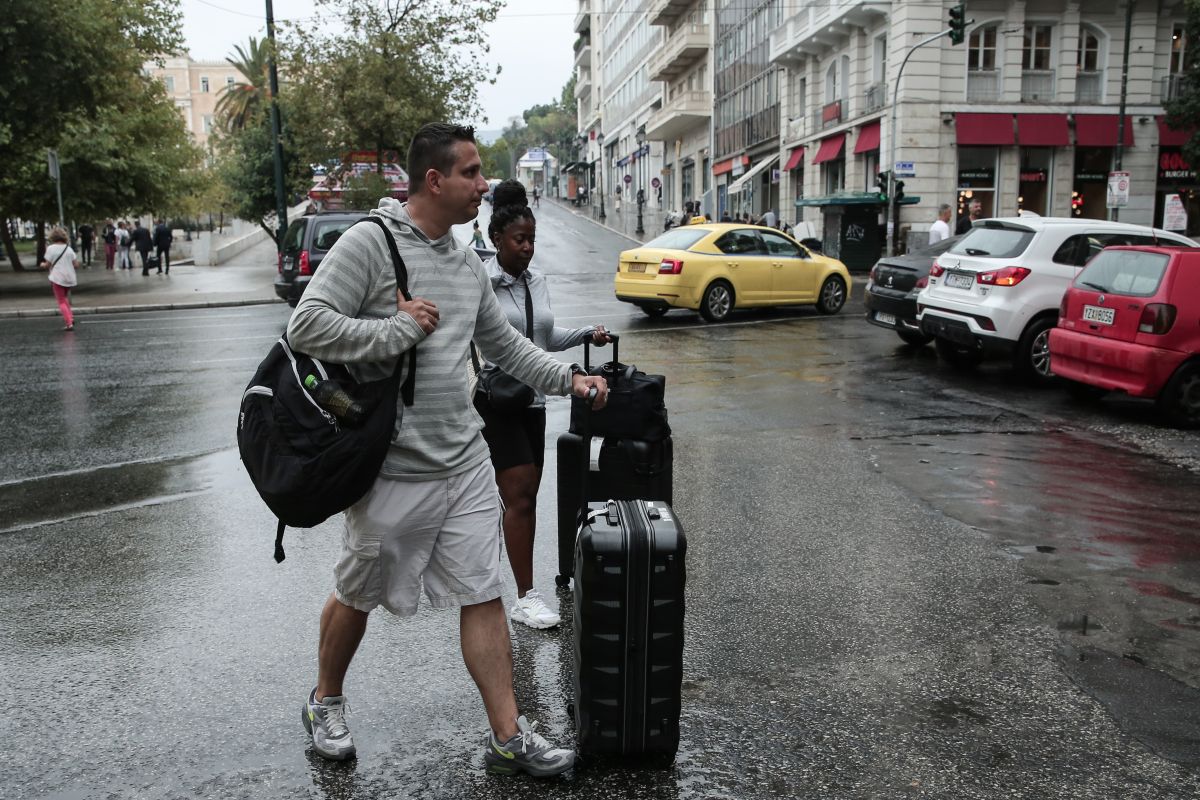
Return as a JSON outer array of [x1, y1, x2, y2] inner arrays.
[[473, 392, 547, 471]]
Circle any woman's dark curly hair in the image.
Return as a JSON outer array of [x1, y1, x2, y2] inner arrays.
[[488, 179, 536, 244]]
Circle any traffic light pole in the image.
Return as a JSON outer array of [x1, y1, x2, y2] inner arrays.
[[886, 27, 953, 257]]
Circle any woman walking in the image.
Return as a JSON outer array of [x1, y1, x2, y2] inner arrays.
[[474, 180, 609, 629], [40, 226, 79, 331]]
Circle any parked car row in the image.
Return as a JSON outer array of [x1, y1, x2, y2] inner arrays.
[[864, 216, 1199, 427]]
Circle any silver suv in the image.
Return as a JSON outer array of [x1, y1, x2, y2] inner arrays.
[[916, 216, 1194, 382]]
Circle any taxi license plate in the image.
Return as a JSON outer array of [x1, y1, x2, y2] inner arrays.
[[628, 262, 647, 273], [1082, 305, 1115, 325], [945, 272, 974, 290], [874, 311, 896, 326]]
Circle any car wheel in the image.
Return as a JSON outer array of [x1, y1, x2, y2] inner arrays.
[[1156, 361, 1200, 428], [1014, 316, 1056, 385], [700, 280, 734, 322], [1065, 380, 1107, 402], [934, 336, 984, 369], [897, 329, 934, 347], [641, 305, 668, 319], [816, 275, 847, 315]]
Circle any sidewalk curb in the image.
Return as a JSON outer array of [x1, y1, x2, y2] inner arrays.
[[0, 297, 284, 319], [551, 199, 643, 245]]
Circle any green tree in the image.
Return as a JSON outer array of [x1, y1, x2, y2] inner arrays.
[[214, 37, 272, 132], [0, 0, 186, 268], [282, 0, 503, 172], [1164, 0, 1200, 167], [214, 103, 311, 238]]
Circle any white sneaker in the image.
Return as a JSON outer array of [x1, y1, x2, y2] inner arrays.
[[509, 589, 561, 629]]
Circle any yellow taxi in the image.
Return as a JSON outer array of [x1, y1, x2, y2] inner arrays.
[[613, 223, 852, 322]]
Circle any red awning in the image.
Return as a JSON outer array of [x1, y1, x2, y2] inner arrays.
[[713, 156, 750, 176], [811, 134, 846, 165], [853, 121, 881, 154], [956, 113, 1014, 146], [1074, 115, 1135, 147], [1017, 114, 1070, 147], [784, 147, 805, 171], [1158, 117, 1193, 147]]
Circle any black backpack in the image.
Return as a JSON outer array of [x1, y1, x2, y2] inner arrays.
[[237, 216, 415, 561]]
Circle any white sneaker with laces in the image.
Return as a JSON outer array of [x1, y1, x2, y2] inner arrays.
[[509, 589, 561, 629]]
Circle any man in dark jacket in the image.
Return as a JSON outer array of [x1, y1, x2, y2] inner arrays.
[[133, 221, 153, 274], [77, 223, 94, 266], [153, 220, 172, 274]]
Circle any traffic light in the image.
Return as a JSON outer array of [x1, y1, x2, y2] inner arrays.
[[894, 180, 906, 202], [875, 171, 890, 201], [948, 3, 967, 45]]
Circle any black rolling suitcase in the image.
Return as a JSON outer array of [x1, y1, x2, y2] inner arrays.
[[555, 432, 672, 586], [571, 391, 686, 758]]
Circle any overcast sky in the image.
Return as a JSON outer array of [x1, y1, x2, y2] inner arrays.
[[179, 0, 574, 131]]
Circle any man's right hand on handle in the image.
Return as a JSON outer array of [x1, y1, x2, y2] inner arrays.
[[398, 293, 439, 334]]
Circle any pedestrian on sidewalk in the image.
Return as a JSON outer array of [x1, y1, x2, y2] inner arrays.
[[153, 219, 172, 274], [132, 220, 152, 273], [102, 220, 116, 269], [956, 199, 984, 235], [470, 220, 486, 249], [614, 186, 621, 213], [77, 223, 94, 266], [286, 122, 607, 774], [40, 226, 79, 331], [474, 179, 609, 631], [116, 222, 132, 269], [531, 185, 540, 208], [929, 204, 952, 245]]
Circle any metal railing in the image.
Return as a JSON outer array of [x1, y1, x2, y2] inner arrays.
[[1021, 69, 1056, 101], [865, 82, 886, 112], [966, 70, 1000, 101], [1075, 71, 1102, 104]]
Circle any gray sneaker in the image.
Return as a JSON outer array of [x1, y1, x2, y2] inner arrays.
[[302, 688, 356, 761], [483, 715, 575, 776]]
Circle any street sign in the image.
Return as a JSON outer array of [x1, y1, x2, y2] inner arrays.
[[1164, 193, 1188, 231], [651, 177, 661, 189], [47, 149, 59, 180], [894, 161, 915, 178], [1107, 171, 1130, 208], [623, 174, 632, 184]]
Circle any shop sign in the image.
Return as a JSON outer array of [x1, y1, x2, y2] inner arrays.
[[1074, 171, 1107, 182], [1019, 170, 1047, 183], [958, 167, 994, 184], [1107, 171, 1130, 208], [1159, 149, 1197, 181], [1164, 193, 1188, 230]]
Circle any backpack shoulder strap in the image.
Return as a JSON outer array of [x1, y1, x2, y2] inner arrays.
[[354, 215, 416, 406]]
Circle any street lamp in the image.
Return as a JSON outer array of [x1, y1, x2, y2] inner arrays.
[[597, 131, 606, 220], [635, 126, 646, 236]]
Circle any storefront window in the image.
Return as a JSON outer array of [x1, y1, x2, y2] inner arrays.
[[823, 158, 845, 195], [1154, 147, 1200, 236], [957, 147, 997, 222], [1018, 148, 1052, 216], [681, 163, 695, 206], [1072, 147, 1112, 220], [861, 151, 879, 192], [792, 165, 805, 201]]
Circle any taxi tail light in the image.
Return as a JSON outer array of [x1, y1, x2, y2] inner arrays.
[[1138, 303, 1176, 334], [298, 250, 312, 276], [658, 258, 684, 275], [977, 266, 1031, 287], [914, 276, 928, 290], [277, 252, 283, 274], [929, 263, 946, 278], [1060, 293, 1069, 320]]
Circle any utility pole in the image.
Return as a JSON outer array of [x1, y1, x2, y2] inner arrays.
[[1112, 0, 1135, 222], [265, 0, 288, 251]]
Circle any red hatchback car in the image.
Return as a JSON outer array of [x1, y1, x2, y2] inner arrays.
[[1050, 246, 1200, 427]]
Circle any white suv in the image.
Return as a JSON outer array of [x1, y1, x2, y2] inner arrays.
[[916, 217, 1195, 382]]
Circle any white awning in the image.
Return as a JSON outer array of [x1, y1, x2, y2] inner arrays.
[[726, 155, 779, 196]]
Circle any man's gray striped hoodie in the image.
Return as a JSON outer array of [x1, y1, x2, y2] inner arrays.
[[287, 198, 575, 481]]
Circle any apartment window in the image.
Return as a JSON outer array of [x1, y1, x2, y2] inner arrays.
[[202, 114, 213, 133], [1078, 27, 1100, 71], [825, 62, 838, 104], [163, 75, 175, 93], [226, 75, 236, 87], [823, 157, 844, 195], [968, 25, 998, 71], [200, 76, 210, 93], [1022, 24, 1053, 70], [1076, 25, 1104, 103], [873, 34, 887, 84], [1171, 24, 1187, 74]]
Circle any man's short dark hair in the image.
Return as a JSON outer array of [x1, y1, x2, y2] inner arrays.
[[407, 123, 477, 195]]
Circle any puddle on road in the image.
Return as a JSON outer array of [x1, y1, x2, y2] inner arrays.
[[0, 449, 241, 534]]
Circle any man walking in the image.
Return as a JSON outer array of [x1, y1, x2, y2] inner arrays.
[[928, 204, 952, 245], [286, 123, 608, 775], [956, 199, 984, 235], [153, 219, 171, 274], [133, 221, 153, 274], [77, 223, 94, 267]]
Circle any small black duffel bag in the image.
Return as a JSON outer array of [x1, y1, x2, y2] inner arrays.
[[569, 333, 669, 442], [237, 216, 415, 562]]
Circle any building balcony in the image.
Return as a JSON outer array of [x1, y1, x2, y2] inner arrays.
[[966, 70, 1001, 102], [644, 89, 712, 141], [649, 0, 694, 27], [575, 69, 592, 100], [573, 39, 592, 70], [812, 100, 844, 133], [648, 23, 710, 82], [1162, 73, 1184, 102], [864, 82, 886, 113], [1075, 71, 1102, 104], [1021, 69, 1056, 102], [574, 0, 590, 33], [770, 0, 890, 64]]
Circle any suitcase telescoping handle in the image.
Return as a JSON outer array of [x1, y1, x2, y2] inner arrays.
[[582, 332, 620, 378], [577, 387, 600, 527]]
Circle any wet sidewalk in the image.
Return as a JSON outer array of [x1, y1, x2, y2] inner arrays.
[[0, 238, 281, 318], [553, 197, 667, 243]]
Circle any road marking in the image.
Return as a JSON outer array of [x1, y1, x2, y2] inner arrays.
[[83, 310, 279, 324], [0, 490, 210, 535], [120, 322, 283, 332]]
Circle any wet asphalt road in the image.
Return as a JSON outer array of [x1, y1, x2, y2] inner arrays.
[[3, 201, 1200, 799]]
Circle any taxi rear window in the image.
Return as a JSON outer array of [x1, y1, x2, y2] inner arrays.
[[642, 228, 709, 250], [1075, 250, 1171, 297]]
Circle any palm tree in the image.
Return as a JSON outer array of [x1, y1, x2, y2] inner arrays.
[[215, 37, 271, 132]]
